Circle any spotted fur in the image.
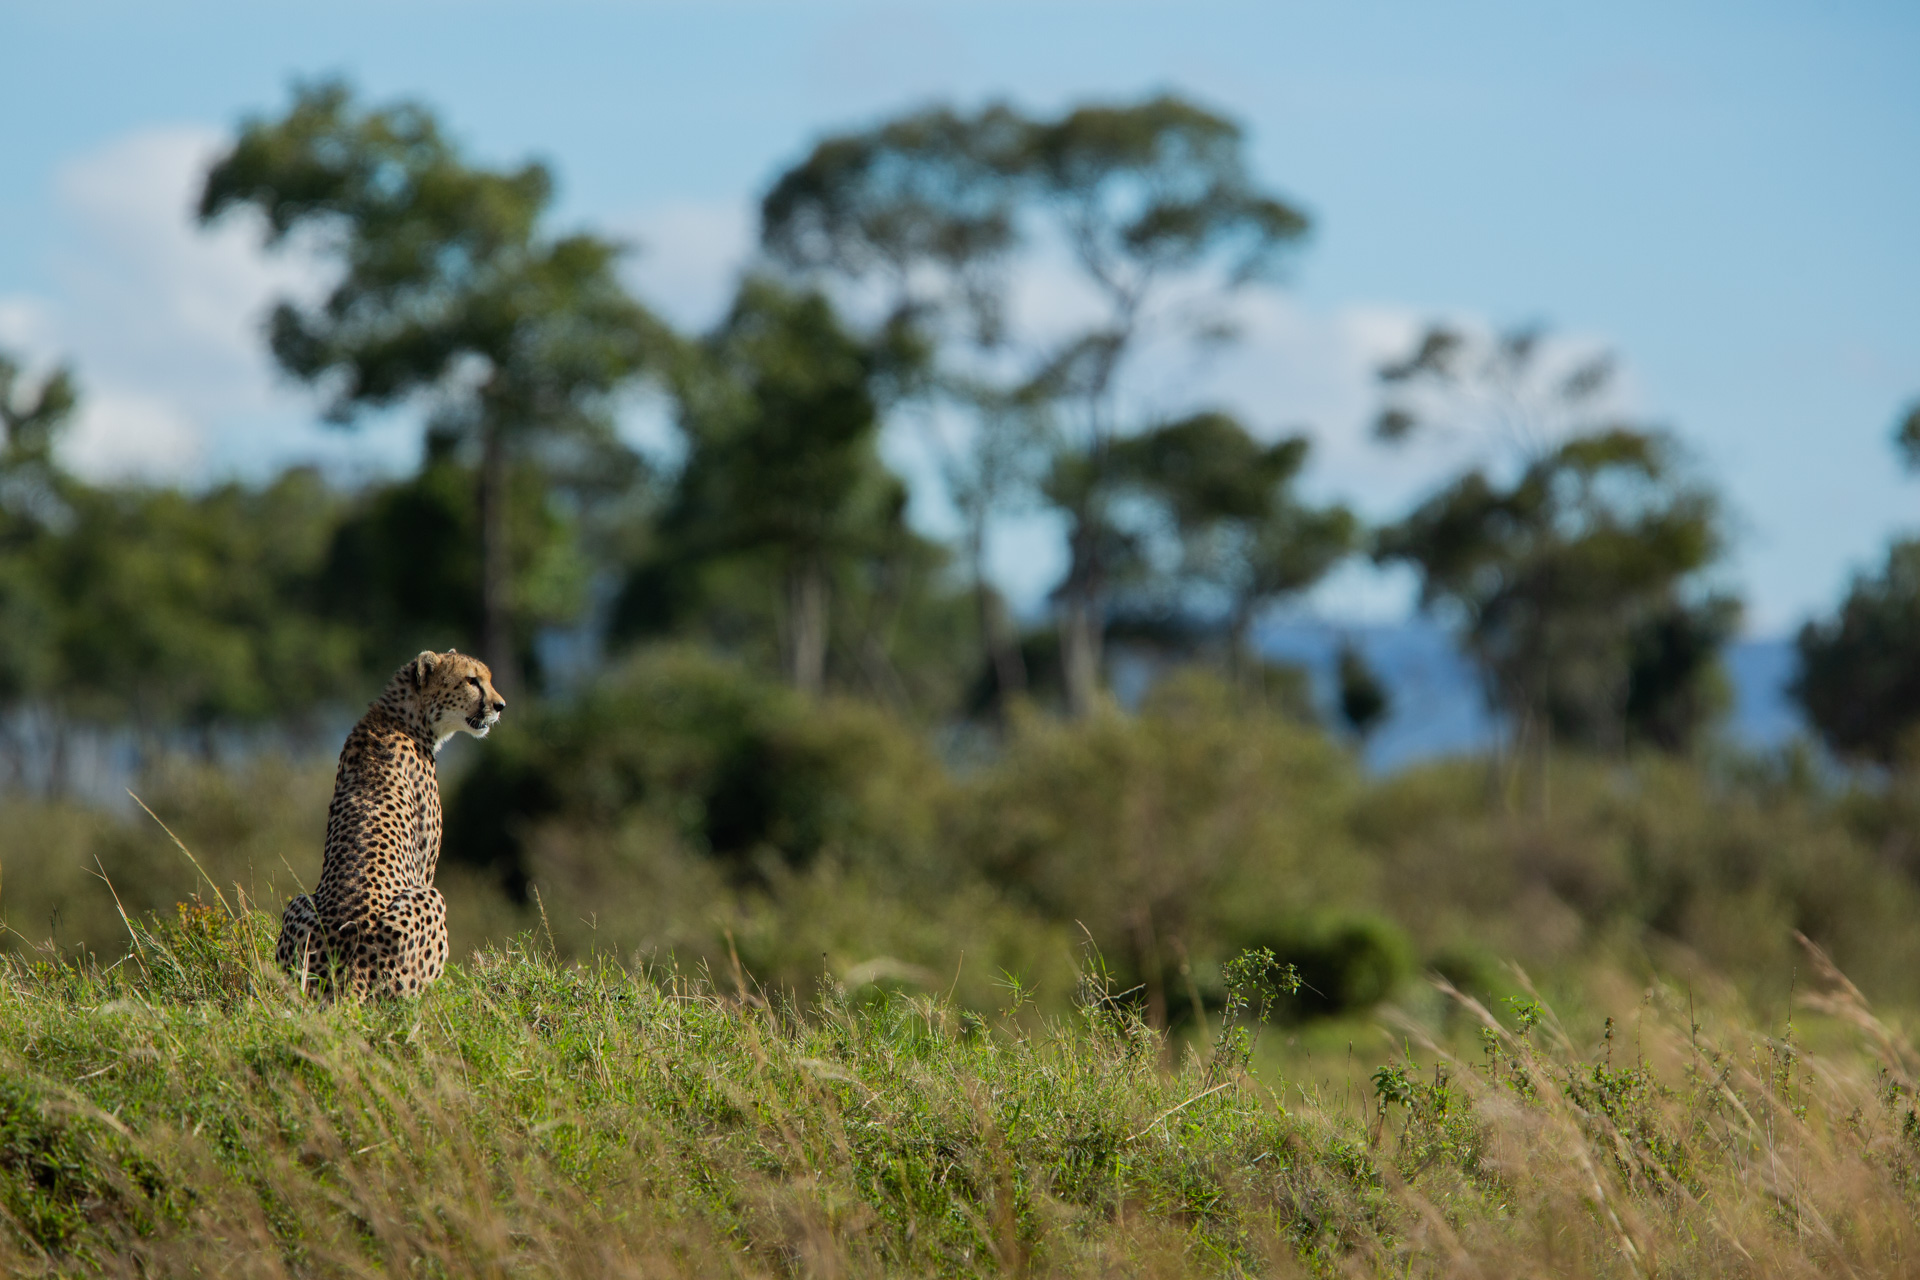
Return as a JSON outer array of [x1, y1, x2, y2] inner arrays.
[[276, 649, 505, 998]]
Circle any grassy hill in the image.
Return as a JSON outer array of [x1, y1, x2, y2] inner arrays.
[[3, 902, 1920, 1277], [9, 664, 1920, 1273]]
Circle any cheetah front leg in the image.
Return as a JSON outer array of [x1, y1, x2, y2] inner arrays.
[[276, 893, 330, 995]]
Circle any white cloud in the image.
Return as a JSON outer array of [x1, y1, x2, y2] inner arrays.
[[1, 125, 409, 485], [614, 199, 756, 333], [0, 296, 59, 355], [63, 390, 204, 481]]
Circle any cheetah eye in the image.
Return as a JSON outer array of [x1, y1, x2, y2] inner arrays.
[[467, 676, 482, 688]]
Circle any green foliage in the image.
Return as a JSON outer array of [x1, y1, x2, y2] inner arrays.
[[1377, 426, 1731, 753], [0, 452, 361, 756], [762, 102, 1026, 344], [0, 353, 77, 533], [1017, 98, 1312, 714], [318, 431, 595, 679], [1353, 751, 1920, 1006], [1795, 538, 1920, 764], [1336, 642, 1390, 739], [618, 278, 945, 696], [1791, 395, 1920, 764], [1107, 412, 1357, 669], [1374, 324, 1737, 755], [200, 80, 664, 688], [199, 81, 663, 425], [957, 673, 1367, 1027], [45, 472, 361, 731], [1623, 594, 1740, 751], [763, 95, 1312, 715], [445, 646, 948, 896], [1894, 397, 1920, 473], [1241, 914, 1412, 1021], [1015, 95, 1310, 288]]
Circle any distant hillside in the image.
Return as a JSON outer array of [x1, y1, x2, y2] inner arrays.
[[1256, 620, 1804, 770]]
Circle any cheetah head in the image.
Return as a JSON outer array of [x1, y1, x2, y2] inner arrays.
[[397, 649, 506, 746]]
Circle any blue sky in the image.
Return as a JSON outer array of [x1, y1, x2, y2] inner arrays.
[[1, 1, 1915, 632]]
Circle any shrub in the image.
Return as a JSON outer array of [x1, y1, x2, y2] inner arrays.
[[445, 645, 948, 897], [953, 672, 1368, 1027], [1237, 913, 1413, 1020]]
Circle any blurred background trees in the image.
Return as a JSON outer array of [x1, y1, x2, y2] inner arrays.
[[761, 94, 1310, 716], [1793, 400, 1920, 765], [14, 80, 1920, 1038], [1372, 323, 1737, 759], [612, 277, 930, 698], [198, 80, 664, 698]]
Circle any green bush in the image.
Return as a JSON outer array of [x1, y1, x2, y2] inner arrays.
[[1237, 913, 1412, 1020], [954, 672, 1369, 1028], [445, 645, 948, 896]]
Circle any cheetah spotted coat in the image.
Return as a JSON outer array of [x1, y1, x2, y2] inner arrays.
[[276, 649, 505, 998]]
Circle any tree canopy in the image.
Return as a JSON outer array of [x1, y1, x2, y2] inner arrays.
[[199, 80, 665, 694], [615, 278, 933, 697], [762, 93, 1312, 714], [1107, 411, 1355, 673], [1371, 323, 1735, 754], [1793, 396, 1920, 764]]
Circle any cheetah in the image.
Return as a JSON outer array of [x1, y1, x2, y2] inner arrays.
[[276, 649, 505, 998]]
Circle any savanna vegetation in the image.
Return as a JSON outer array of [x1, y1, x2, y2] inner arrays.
[[6, 81, 1920, 1275]]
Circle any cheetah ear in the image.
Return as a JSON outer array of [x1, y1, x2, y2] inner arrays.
[[409, 650, 440, 689]]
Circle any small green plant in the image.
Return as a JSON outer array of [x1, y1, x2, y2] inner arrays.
[[1371, 1055, 1484, 1181], [1202, 946, 1300, 1087]]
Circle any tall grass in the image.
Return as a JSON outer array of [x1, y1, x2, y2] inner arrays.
[[9, 661, 1920, 1271], [3, 898, 1920, 1276]]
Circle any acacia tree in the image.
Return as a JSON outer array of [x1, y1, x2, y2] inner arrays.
[[761, 104, 1041, 707], [763, 95, 1310, 717], [1011, 98, 1310, 716], [199, 81, 663, 695], [1107, 411, 1355, 679], [633, 278, 921, 695], [0, 352, 77, 786], [1373, 323, 1735, 755], [1794, 396, 1920, 763]]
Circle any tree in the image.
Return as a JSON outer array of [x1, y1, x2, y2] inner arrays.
[[761, 104, 1026, 346], [0, 352, 77, 531], [46, 471, 360, 741], [763, 95, 1311, 717], [1795, 541, 1920, 764], [1336, 642, 1390, 742], [199, 81, 663, 695], [1793, 397, 1920, 763], [762, 104, 1040, 710], [1374, 322, 1733, 754], [0, 352, 79, 785], [1378, 428, 1730, 754], [1894, 398, 1920, 472], [1010, 97, 1311, 716], [621, 278, 923, 695], [1107, 411, 1356, 677]]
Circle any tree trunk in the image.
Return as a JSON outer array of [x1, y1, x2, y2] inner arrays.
[[983, 588, 1028, 714], [784, 561, 829, 696], [970, 527, 1027, 717], [478, 424, 519, 700], [1059, 592, 1102, 719], [1228, 600, 1257, 692]]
